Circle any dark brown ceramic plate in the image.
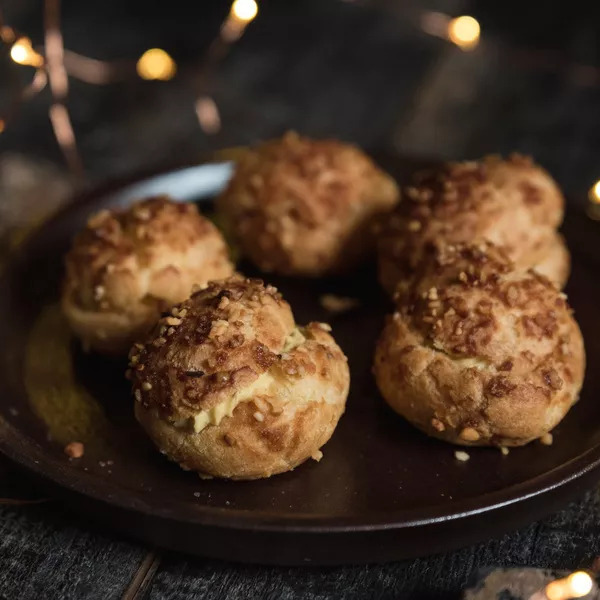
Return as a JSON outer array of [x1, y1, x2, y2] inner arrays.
[[1, 155, 599, 566]]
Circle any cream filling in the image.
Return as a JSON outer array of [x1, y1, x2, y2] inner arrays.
[[192, 371, 273, 432], [191, 327, 310, 433], [454, 357, 488, 371], [282, 327, 306, 353]]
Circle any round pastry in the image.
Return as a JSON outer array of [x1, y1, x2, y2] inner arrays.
[[131, 276, 349, 479], [377, 154, 567, 295], [216, 131, 399, 276], [373, 242, 585, 447], [515, 231, 570, 289], [62, 196, 234, 355]]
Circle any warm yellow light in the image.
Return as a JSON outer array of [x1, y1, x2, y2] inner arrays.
[[231, 0, 258, 23], [589, 180, 600, 203], [10, 37, 44, 67], [568, 572, 594, 597], [448, 15, 480, 50], [545, 571, 593, 600], [0, 120, 5, 134], [136, 48, 176, 81]]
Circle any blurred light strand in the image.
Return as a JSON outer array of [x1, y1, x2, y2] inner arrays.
[[544, 571, 594, 600], [44, 0, 84, 179], [195, 96, 221, 134], [588, 180, 600, 203], [137, 48, 177, 81], [231, 0, 258, 22], [447, 16, 480, 50], [193, 0, 259, 134], [420, 12, 480, 51], [10, 37, 44, 66]]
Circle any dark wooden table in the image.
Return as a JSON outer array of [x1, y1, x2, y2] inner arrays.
[[2, 1, 600, 598]]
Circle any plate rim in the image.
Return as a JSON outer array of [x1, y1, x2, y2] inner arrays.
[[1, 160, 599, 538]]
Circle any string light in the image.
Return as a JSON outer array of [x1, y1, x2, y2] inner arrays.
[[447, 15, 480, 50], [419, 12, 480, 51], [10, 37, 44, 67], [222, 0, 258, 41], [136, 48, 177, 81], [195, 96, 221, 134], [543, 571, 594, 600], [588, 180, 600, 203], [44, 0, 84, 180], [1, 0, 259, 164], [231, 0, 258, 23]]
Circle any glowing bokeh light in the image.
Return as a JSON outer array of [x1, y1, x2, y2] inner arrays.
[[231, 0, 258, 23], [589, 180, 600, 203], [10, 37, 44, 67], [447, 15, 480, 50], [136, 48, 176, 81], [545, 571, 593, 600]]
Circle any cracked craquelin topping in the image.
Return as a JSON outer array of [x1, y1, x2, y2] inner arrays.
[[62, 195, 234, 354], [377, 154, 567, 295], [217, 131, 399, 276], [374, 241, 585, 447], [131, 276, 350, 479]]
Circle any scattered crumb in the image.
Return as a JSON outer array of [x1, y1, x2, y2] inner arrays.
[[198, 472, 214, 480], [225, 500, 230, 505], [193, 492, 201, 498], [431, 418, 445, 432], [454, 450, 470, 462], [540, 433, 554, 446], [64, 442, 84, 459], [311, 450, 323, 462], [99, 461, 106, 468], [106, 460, 114, 466], [8, 407, 18, 417], [319, 294, 360, 314], [500, 446, 510, 456]]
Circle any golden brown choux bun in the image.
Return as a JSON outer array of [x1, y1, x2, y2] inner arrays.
[[62, 196, 234, 355], [217, 131, 399, 276], [373, 242, 584, 447], [131, 276, 349, 479], [377, 154, 567, 294]]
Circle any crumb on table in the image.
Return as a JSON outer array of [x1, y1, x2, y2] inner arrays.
[[454, 450, 470, 462], [311, 450, 323, 462], [64, 441, 84, 459]]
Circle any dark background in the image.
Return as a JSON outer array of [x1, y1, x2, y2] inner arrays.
[[2, 0, 600, 195], [2, 1, 600, 599]]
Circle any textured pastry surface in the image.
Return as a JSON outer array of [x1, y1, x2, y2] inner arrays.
[[62, 196, 233, 354], [217, 131, 399, 276], [377, 154, 567, 295], [131, 276, 350, 479], [373, 242, 584, 447]]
